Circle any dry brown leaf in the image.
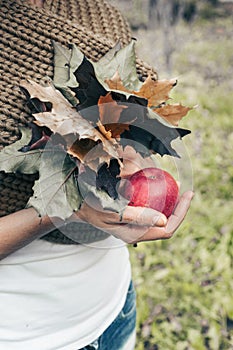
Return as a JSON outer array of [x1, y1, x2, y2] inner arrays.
[[98, 92, 129, 138], [104, 123, 130, 139], [105, 71, 177, 107], [67, 138, 97, 161], [20, 80, 120, 171], [154, 103, 192, 126], [138, 76, 177, 107], [98, 92, 127, 124], [105, 71, 129, 94], [119, 145, 158, 178], [96, 120, 112, 140]]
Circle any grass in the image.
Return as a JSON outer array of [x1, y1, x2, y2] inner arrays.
[[129, 16, 233, 350]]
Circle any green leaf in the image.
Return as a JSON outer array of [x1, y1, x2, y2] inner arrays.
[[78, 169, 128, 214], [53, 41, 83, 88], [53, 41, 84, 105], [0, 128, 41, 174], [53, 40, 142, 93], [28, 147, 82, 220], [96, 41, 122, 66], [94, 40, 143, 91]]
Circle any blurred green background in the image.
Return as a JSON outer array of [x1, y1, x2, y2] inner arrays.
[[110, 1, 233, 349]]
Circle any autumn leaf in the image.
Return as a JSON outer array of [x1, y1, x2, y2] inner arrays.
[[96, 120, 112, 140], [52, 40, 143, 102], [94, 39, 143, 91], [154, 103, 192, 126], [53, 41, 83, 89], [120, 118, 191, 158], [95, 41, 122, 69], [20, 79, 120, 171], [67, 138, 98, 161], [19, 123, 52, 152], [139, 76, 177, 107], [98, 93, 130, 138], [73, 56, 108, 110], [105, 71, 128, 93], [0, 128, 41, 174], [119, 145, 158, 178], [98, 93, 127, 124], [96, 159, 121, 199], [53, 41, 83, 106], [28, 147, 82, 220], [77, 165, 128, 213], [106, 71, 177, 107], [0, 38, 193, 222]]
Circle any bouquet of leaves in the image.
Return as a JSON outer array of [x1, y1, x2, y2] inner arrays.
[[0, 40, 192, 220]]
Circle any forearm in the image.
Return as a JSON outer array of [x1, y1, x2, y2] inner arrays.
[[0, 207, 63, 260]]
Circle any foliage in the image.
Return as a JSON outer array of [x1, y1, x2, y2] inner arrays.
[[0, 41, 192, 219], [129, 17, 233, 349]]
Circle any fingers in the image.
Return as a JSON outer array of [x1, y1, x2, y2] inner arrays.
[[165, 190, 194, 235], [134, 226, 166, 242], [74, 191, 194, 244], [134, 190, 194, 243], [78, 198, 167, 228], [120, 206, 167, 227]]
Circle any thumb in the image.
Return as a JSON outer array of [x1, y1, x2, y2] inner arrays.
[[121, 206, 167, 227]]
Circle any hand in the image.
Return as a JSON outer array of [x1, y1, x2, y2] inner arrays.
[[71, 191, 194, 244], [135, 190, 194, 243]]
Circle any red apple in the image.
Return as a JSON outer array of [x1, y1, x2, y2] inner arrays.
[[121, 167, 179, 218]]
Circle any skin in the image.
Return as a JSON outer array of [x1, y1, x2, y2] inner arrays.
[[0, 191, 193, 260], [76, 191, 194, 244], [0, 0, 194, 260]]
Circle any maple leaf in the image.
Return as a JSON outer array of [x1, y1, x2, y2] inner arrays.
[[53, 41, 83, 89], [105, 71, 177, 107], [96, 159, 121, 199], [120, 116, 191, 158], [0, 128, 41, 174], [154, 103, 192, 126], [53, 41, 83, 106], [0, 39, 193, 222], [20, 80, 120, 171], [94, 40, 142, 91], [73, 56, 108, 110], [98, 93, 130, 138], [77, 165, 128, 213], [28, 147, 81, 220], [98, 93, 127, 124], [52, 40, 143, 101], [19, 123, 52, 152], [119, 145, 158, 178]]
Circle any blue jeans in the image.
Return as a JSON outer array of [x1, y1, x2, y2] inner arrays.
[[80, 280, 137, 350]]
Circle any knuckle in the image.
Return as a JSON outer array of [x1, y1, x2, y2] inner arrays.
[[164, 231, 174, 239]]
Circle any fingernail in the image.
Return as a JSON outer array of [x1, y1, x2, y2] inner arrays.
[[154, 215, 167, 227], [189, 191, 195, 200]]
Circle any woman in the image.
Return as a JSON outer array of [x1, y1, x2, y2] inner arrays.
[[0, 1, 193, 349]]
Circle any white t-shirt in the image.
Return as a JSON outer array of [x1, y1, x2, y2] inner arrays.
[[0, 236, 131, 350]]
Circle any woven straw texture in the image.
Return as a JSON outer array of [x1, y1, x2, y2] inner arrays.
[[0, 0, 157, 244]]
